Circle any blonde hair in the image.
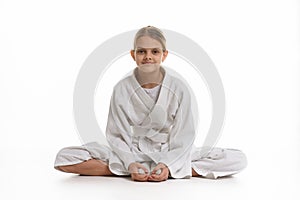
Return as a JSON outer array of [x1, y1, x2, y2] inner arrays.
[[133, 26, 166, 51]]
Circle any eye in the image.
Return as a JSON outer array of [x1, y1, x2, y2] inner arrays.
[[136, 49, 145, 54], [152, 49, 161, 54]]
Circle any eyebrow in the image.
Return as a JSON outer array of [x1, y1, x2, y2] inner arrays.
[[135, 47, 162, 49]]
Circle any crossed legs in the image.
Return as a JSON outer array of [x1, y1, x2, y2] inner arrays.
[[56, 158, 200, 177], [54, 144, 247, 179]]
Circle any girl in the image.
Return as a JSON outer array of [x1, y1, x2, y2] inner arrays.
[[54, 26, 247, 182]]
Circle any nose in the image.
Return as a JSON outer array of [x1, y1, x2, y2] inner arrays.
[[144, 50, 152, 60]]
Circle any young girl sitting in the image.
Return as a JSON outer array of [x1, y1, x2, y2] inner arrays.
[[54, 26, 247, 182]]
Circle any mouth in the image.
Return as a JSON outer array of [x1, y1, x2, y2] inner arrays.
[[138, 63, 160, 70], [140, 63, 158, 67]]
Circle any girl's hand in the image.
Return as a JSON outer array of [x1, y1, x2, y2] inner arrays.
[[128, 162, 149, 182], [148, 163, 169, 182]]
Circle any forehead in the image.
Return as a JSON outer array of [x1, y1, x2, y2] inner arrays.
[[135, 36, 162, 49]]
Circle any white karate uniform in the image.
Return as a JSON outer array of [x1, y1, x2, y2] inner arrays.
[[54, 67, 247, 179]]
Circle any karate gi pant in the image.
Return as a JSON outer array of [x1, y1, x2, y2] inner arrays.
[[54, 142, 247, 179]]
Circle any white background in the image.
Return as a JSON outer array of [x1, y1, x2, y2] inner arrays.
[[0, 0, 299, 200]]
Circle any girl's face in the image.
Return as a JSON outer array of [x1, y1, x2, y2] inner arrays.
[[131, 36, 168, 73]]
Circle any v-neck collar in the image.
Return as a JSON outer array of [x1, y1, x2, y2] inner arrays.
[[130, 67, 168, 110]]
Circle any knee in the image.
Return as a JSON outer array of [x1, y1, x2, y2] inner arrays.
[[226, 149, 248, 172], [54, 146, 91, 172], [54, 148, 80, 173]]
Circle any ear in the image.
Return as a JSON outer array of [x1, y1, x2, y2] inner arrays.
[[162, 50, 168, 62], [130, 50, 136, 61]]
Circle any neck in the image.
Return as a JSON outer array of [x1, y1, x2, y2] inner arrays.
[[136, 68, 163, 88]]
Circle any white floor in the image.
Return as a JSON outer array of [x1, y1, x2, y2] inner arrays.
[[1, 146, 299, 200]]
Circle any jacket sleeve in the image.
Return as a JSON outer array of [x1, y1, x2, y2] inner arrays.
[[156, 88, 196, 178], [105, 89, 136, 170]]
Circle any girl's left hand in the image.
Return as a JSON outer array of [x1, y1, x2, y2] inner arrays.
[[148, 163, 169, 182]]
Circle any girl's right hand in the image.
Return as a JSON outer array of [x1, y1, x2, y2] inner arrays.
[[128, 162, 149, 182]]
